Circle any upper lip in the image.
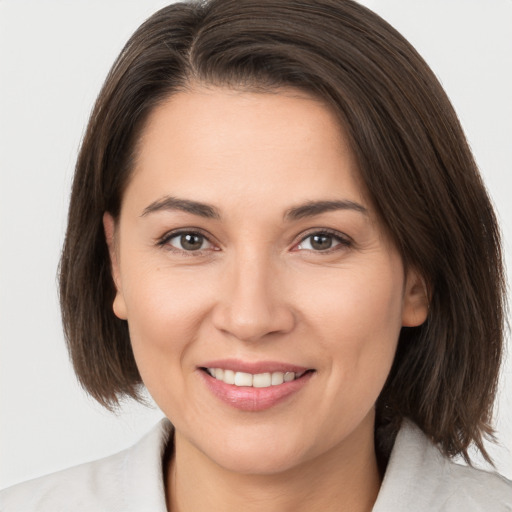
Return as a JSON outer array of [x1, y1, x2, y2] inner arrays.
[[199, 359, 311, 374]]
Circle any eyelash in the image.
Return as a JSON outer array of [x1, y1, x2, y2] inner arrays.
[[156, 228, 352, 256], [293, 228, 352, 253], [157, 229, 216, 257]]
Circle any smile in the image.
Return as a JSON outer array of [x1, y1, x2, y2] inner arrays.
[[205, 368, 307, 388], [199, 360, 315, 411]]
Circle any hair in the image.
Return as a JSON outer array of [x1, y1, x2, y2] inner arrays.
[[59, 0, 505, 464]]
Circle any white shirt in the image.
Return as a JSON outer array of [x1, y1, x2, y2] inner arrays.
[[1, 419, 511, 511]]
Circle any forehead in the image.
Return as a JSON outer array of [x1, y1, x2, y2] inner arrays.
[[126, 86, 368, 217]]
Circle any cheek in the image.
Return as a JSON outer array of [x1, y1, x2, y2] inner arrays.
[[301, 261, 403, 337], [120, 262, 215, 391], [299, 262, 403, 397]]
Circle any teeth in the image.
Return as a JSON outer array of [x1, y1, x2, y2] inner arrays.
[[253, 373, 271, 388], [234, 371, 253, 387], [223, 369, 235, 384], [206, 368, 304, 388], [284, 371, 295, 382], [271, 372, 284, 385]]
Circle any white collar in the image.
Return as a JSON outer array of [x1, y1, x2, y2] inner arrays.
[[121, 418, 512, 511]]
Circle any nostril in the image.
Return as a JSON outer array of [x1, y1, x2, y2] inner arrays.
[[211, 302, 296, 343]]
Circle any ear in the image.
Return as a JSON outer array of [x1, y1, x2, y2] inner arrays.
[[401, 268, 429, 327], [103, 212, 127, 320]]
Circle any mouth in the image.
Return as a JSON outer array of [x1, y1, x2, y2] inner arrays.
[[201, 367, 311, 388], [198, 362, 315, 411]]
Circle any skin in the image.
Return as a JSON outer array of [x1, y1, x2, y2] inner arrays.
[[104, 87, 428, 512]]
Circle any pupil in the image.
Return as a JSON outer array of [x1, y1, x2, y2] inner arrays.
[[181, 233, 202, 250], [311, 234, 332, 250]]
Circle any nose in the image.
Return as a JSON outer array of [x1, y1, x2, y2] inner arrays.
[[212, 252, 295, 342]]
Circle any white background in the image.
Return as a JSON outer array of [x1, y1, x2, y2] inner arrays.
[[1, 0, 511, 489]]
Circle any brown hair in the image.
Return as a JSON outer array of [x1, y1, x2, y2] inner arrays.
[[59, 0, 505, 463]]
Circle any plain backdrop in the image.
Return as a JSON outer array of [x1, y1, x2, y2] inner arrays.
[[1, 0, 511, 489]]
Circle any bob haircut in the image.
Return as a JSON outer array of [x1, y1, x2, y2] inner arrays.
[[59, 0, 505, 463]]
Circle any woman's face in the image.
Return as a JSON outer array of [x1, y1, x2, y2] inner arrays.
[[105, 87, 427, 474]]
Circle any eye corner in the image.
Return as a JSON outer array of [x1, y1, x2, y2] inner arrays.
[[292, 229, 352, 253], [156, 228, 219, 255]]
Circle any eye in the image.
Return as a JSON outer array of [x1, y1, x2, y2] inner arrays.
[[160, 231, 214, 253], [295, 231, 350, 252]]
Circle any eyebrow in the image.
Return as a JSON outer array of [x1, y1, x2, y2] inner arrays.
[[284, 200, 368, 220], [141, 196, 221, 219], [141, 196, 367, 221]]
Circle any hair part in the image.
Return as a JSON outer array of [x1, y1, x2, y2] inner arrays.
[[59, 0, 505, 464]]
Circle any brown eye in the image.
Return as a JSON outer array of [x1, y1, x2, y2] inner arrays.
[[167, 232, 211, 251], [296, 231, 350, 252], [310, 234, 333, 250]]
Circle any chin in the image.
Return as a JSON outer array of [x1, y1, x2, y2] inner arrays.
[[193, 422, 322, 476], [210, 444, 307, 476]]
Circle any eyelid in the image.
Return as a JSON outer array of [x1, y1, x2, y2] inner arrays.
[[292, 228, 352, 252], [157, 227, 219, 255], [156, 226, 351, 255]]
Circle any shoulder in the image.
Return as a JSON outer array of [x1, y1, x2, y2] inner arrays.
[[0, 449, 126, 512], [0, 419, 172, 512], [374, 420, 512, 512], [427, 455, 512, 510]]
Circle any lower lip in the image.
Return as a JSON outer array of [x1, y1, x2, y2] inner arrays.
[[199, 370, 314, 412]]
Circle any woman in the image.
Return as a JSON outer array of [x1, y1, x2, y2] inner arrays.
[[1, 0, 510, 510]]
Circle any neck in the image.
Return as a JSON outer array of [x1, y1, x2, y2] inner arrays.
[[165, 415, 381, 512]]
